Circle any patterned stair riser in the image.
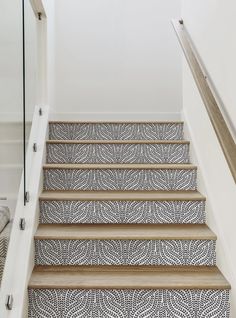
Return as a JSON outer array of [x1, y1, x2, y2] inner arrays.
[[35, 239, 216, 266], [46, 143, 190, 164], [0, 224, 11, 283], [0, 257, 6, 282], [49, 123, 184, 140], [0, 237, 9, 258], [28, 289, 230, 318], [44, 169, 197, 191], [40, 200, 206, 224]]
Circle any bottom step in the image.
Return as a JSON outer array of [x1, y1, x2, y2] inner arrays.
[[28, 266, 230, 317]]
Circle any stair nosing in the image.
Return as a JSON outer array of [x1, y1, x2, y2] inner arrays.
[[32, 265, 218, 272], [47, 140, 190, 145], [49, 121, 184, 124], [39, 190, 206, 201], [43, 163, 197, 170]]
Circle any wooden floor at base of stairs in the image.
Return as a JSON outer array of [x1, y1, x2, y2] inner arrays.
[[35, 224, 216, 240], [29, 265, 230, 290]]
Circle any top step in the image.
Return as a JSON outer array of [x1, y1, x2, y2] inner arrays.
[[49, 122, 184, 141]]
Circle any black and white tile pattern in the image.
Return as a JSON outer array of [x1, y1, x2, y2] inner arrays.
[[29, 122, 230, 317], [46, 143, 190, 164], [35, 239, 216, 266], [0, 222, 11, 282], [40, 200, 206, 224], [28, 289, 230, 318], [49, 123, 184, 140], [44, 168, 197, 191]]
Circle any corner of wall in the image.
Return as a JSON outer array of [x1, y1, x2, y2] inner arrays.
[[181, 107, 236, 317]]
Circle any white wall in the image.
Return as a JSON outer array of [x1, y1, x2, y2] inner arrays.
[[182, 0, 236, 135], [0, 0, 22, 121], [52, 0, 182, 120], [42, 0, 55, 110], [182, 1, 236, 316], [0, 0, 38, 122]]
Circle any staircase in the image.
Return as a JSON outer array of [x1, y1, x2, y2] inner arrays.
[[28, 121, 230, 317]]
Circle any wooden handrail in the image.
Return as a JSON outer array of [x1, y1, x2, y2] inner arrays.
[[172, 19, 236, 183]]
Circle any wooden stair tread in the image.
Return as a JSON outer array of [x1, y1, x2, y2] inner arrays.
[[47, 140, 189, 144], [43, 163, 197, 170], [49, 121, 184, 124], [40, 190, 206, 201], [35, 224, 216, 240], [29, 266, 230, 290]]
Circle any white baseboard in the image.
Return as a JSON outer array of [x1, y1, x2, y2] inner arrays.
[[50, 112, 182, 122]]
